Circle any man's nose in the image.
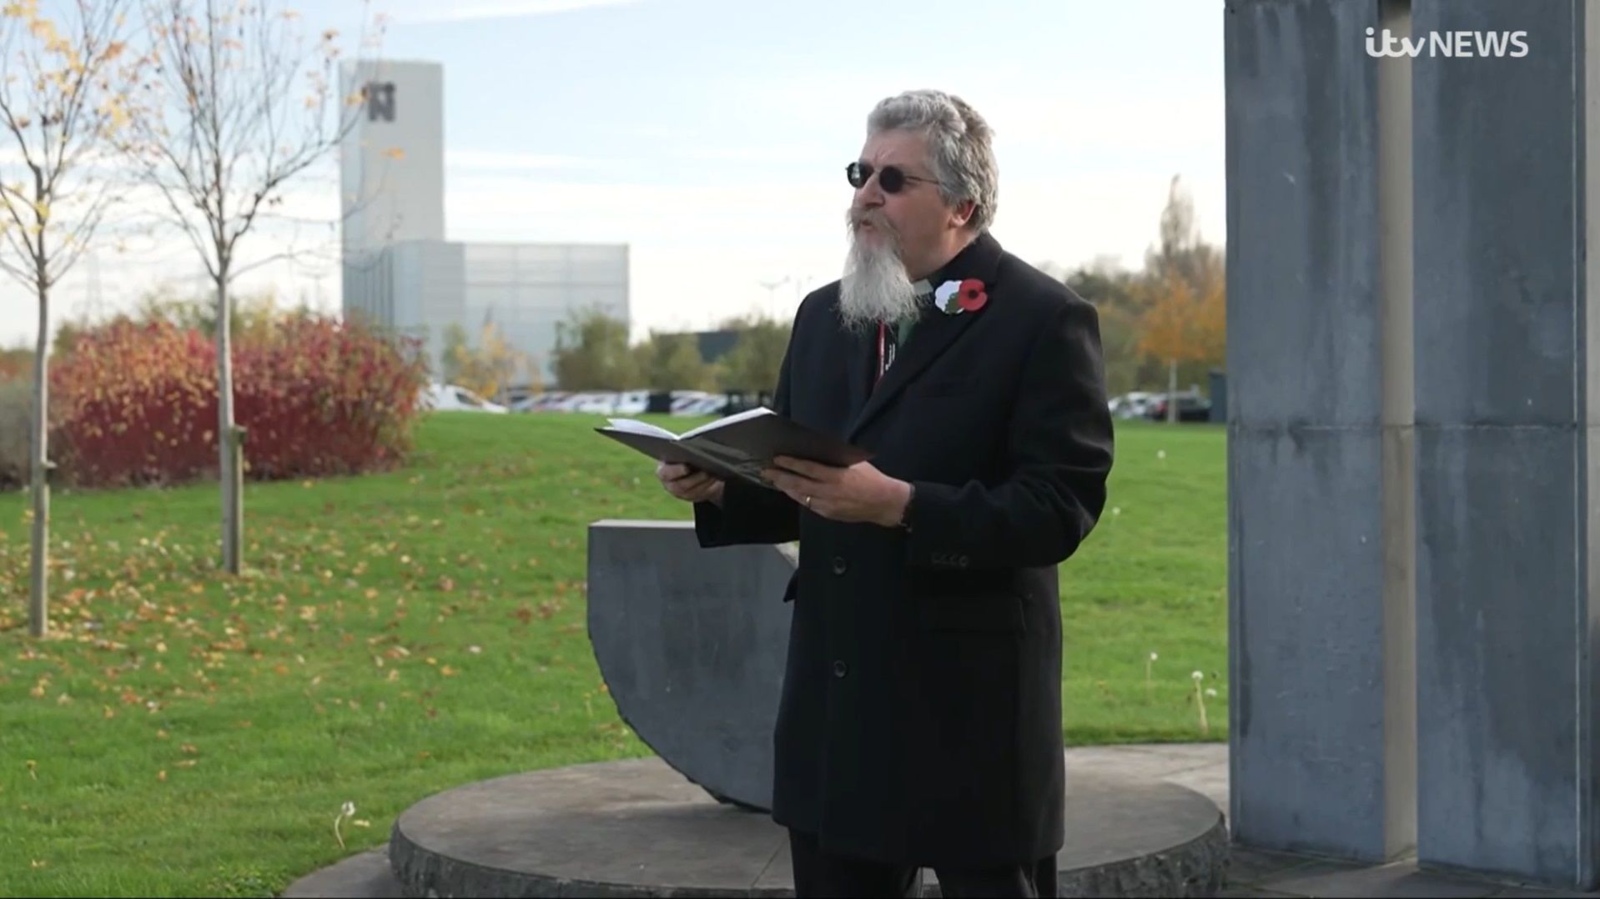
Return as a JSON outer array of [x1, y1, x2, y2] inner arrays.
[[855, 174, 886, 204]]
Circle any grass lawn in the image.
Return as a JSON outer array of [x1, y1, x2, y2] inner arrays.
[[0, 412, 1225, 897]]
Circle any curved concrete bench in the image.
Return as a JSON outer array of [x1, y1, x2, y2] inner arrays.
[[385, 755, 1229, 898], [585, 518, 797, 812]]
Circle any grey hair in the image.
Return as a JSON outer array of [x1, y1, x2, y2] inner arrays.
[[866, 89, 998, 232]]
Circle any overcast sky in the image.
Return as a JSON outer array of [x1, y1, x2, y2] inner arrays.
[[0, 0, 1225, 347]]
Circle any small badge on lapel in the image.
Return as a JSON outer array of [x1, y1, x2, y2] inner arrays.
[[934, 278, 989, 315]]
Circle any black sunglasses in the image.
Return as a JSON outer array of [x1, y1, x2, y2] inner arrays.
[[846, 160, 940, 194]]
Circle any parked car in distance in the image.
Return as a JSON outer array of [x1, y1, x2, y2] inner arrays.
[[498, 387, 776, 420], [1145, 391, 1212, 423], [1109, 391, 1156, 419], [419, 383, 508, 414]]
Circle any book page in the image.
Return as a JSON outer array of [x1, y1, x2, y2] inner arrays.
[[603, 418, 681, 442], [679, 405, 774, 441]]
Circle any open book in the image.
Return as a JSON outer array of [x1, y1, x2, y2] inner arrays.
[[595, 406, 872, 489]]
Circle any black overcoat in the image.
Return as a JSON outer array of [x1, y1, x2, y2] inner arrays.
[[693, 231, 1115, 868]]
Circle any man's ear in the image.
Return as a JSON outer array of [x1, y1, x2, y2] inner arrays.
[[949, 199, 977, 229]]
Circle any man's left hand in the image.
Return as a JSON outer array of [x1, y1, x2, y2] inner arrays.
[[762, 456, 910, 527]]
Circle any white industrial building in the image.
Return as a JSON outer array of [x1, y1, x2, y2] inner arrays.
[[338, 59, 629, 386]]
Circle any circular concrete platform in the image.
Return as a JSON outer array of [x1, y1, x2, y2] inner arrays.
[[385, 756, 1228, 898]]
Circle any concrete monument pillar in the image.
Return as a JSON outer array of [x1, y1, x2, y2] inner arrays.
[[1229, 0, 1600, 889], [1411, 0, 1600, 889], [1224, 0, 1418, 864]]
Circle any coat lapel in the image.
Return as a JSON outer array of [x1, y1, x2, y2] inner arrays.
[[845, 231, 1004, 442], [844, 323, 874, 420]]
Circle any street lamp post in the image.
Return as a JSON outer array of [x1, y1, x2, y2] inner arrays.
[[758, 277, 790, 320]]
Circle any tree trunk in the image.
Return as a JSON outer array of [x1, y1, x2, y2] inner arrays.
[[1166, 358, 1179, 424], [216, 269, 241, 574], [27, 281, 48, 638]]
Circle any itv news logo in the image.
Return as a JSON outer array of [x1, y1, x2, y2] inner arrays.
[[1365, 27, 1530, 58]]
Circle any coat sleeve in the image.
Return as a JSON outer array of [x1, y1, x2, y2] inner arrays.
[[692, 322, 802, 548], [902, 296, 1114, 570]]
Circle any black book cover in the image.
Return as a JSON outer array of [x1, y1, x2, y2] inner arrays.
[[595, 407, 872, 490], [593, 427, 769, 487]]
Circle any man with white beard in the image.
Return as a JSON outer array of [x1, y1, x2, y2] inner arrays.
[[837, 205, 921, 332], [655, 89, 1115, 898]]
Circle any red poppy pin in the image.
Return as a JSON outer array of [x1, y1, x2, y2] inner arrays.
[[934, 278, 988, 314]]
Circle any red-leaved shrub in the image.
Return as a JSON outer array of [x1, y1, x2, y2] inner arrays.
[[51, 314, 429, 488]]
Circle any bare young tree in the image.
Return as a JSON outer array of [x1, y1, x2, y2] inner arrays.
[[120, 0, 381, 574], [0, 0, 141, 636]]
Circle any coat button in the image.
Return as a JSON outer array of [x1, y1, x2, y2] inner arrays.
[[832, 660, 848, 678], [831, 556, 847, 575]]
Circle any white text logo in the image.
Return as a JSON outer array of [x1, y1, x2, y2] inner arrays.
[[1365, 27, 1530, 58]]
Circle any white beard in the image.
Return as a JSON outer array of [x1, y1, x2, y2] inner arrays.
[[838, 216, 921, 333]]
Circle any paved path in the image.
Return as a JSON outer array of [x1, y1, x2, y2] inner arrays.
[[1067, 741, 1229, 811]]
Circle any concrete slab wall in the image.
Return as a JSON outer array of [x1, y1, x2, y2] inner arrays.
[[1228, 0, 1600, 888], [1411, 0, 1598, 887], [1224, 0, 1417, 862], [586, 520, 796, 812]]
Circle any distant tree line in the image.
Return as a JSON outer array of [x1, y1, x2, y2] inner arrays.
[[442, 307, 792, 399], [1058, 175, 1226, 402], [509, 176, 1225, 403], [442, 175, 1226, 404], [9, 174, 1226, 414]]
